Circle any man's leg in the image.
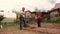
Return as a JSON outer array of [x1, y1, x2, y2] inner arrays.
[[20, 23, 22, 30], [23, 18, 26, 27], [20, 17, 23, 30]]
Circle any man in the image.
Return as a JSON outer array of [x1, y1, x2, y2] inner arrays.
[[20, 7, 26, 30]]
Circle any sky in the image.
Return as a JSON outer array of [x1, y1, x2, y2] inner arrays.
[[0, 0, 60, 12]]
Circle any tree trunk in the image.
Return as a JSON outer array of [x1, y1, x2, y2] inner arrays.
[[16, 15, 18, 25]]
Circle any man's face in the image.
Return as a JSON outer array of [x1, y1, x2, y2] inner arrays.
[[22, 7, 25, 11]]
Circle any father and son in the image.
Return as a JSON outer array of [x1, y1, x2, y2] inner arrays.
[[19, 7, 41, 30]]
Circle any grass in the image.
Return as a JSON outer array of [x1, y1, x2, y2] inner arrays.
[[2, 22, 60, 30], [2, 23, 20, 30]]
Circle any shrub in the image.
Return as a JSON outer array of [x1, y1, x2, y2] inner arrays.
[[0, 15, 4, 21], [0, 15, 4, 29], [55, 16, 60, 23], [14, 18, 20, 24]]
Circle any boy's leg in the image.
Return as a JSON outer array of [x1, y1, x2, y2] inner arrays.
[[25, 21, 28, 23], [38, 21, 41, 27], [37, 19, 41, 27]]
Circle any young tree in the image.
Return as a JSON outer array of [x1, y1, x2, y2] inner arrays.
[[12, 9, 19, 24]]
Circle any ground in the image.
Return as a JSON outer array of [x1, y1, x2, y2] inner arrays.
[[0, 22, 60, 34]]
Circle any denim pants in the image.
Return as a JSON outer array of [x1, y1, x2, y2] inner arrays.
[[20, 17, 26, 30], [37, 19, 41, 27]]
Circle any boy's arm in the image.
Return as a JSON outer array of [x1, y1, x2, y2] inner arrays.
[[35, 15, 37, 19]]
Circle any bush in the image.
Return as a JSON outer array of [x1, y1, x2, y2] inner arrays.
[[0, 15, 4, 29], [55, 16, 60, 23], [0, 15, 4, 25], [14, 18, 20, 24], [0, 15, 4, 21], [14, 19, 16, 24]]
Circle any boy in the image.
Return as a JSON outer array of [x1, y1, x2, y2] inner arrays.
[[35, 12, 41, 27]]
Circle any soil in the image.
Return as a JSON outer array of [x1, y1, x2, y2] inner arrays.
[[0, 23, 60, 34]]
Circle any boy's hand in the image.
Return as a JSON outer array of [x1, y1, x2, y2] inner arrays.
[[35, 16, 37, 19]]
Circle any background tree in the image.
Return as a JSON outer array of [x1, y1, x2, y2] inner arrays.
[[34, 7, 39, 12]]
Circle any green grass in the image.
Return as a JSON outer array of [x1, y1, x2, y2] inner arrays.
[[2, 23, 20, 30]]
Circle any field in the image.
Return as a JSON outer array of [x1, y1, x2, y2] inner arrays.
[[0, 22, 60, 34]]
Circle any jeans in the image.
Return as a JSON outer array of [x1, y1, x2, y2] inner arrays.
[[20, 17, 26, 30], [37, 19, 41, 27]]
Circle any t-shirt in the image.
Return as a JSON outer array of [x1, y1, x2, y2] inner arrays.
[[36, 13, 41, 19], [20, 10, 25, 18]]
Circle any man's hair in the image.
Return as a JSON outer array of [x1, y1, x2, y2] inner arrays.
[[22, 7, 25, 11]]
